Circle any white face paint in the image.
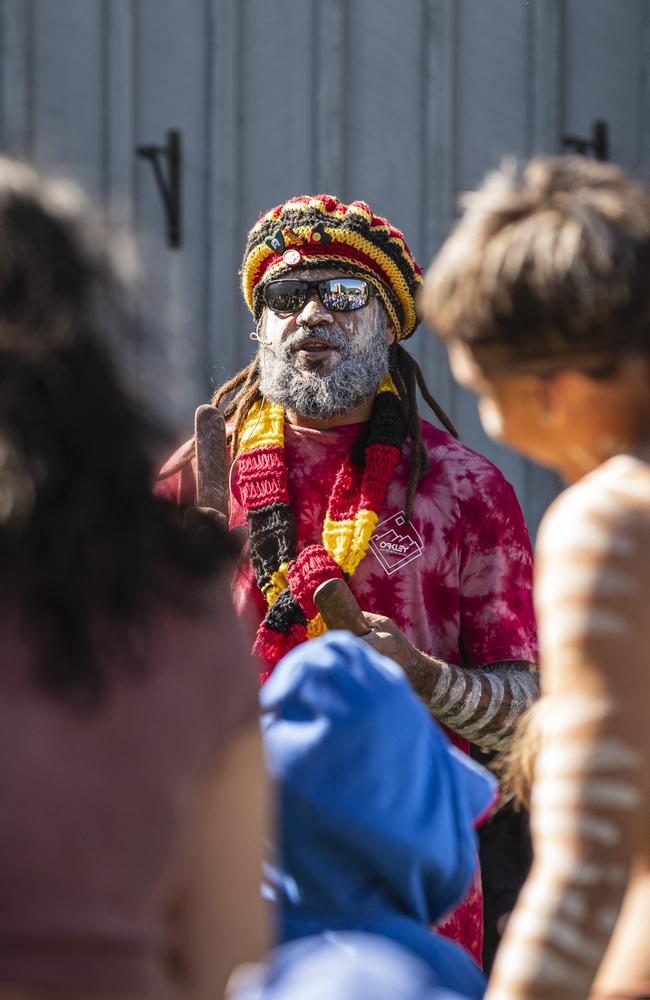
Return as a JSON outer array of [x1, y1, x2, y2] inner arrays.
[[257, 268, 393, 420], [478, 395, 506, 439]]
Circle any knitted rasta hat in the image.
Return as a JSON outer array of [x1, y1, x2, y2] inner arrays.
[[241, 194, 423, 340]]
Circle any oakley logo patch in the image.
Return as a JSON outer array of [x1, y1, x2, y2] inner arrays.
[[370, 512, 424, 575]]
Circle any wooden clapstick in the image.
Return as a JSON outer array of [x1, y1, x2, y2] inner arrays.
[[313, 578, 371, 637]]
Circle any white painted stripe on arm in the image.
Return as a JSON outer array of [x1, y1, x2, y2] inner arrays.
[[532, 811, 623, 846], [459, 672, 505, 735], [450, 673, 484, 725], [536, 564, 633, 607], [536, 739, 642, 776], [531, 776, 642, 810]]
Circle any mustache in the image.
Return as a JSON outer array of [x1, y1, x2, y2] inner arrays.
[[283, 325, 348, 354]]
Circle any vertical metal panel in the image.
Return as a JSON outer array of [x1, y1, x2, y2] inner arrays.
[[103, 0, 136, 231], [0, 0, 33, 157], [134, 0, 211, 424], [456, 0, 530, 190], [451, 0, 531, 494], [31, 0, 103, 196], [642, 0, 650, 172], [313, 0, 348, 195], [565, 0, 644, 168], [206, 0, 247, 386], [215, 0, 318, 387], [530, 0, 564, 155], [342, 0, 460, 461], [417, 0, 458, 425], [344, 0, 426, 241], [238, 0, 316, 232], [525, 0, 565, 531]]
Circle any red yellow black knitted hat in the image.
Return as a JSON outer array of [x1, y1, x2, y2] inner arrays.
[[241, 194, 423, 340]]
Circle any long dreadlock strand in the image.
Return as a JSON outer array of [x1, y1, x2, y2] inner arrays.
[[210, 361, 254, 413], [210, 360, 262, 455], [391, 343, 458, 517]]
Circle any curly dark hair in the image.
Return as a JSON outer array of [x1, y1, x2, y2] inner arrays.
[[0, 157, 236, 703]]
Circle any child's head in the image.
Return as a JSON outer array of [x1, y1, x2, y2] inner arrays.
[[421, 157, 650, 479]]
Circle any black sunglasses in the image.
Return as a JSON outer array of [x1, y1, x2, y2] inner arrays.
[[263, 276, 374, 314]]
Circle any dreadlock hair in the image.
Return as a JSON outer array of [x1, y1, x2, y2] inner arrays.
[[211, 342, 457, 518]]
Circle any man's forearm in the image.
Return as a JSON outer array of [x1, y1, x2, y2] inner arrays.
[[405, 652, 539, 751]]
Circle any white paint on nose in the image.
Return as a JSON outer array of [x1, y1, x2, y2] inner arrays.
[[296, 296, 333, 325]]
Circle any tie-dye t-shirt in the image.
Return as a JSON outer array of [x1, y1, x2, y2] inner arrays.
[[156, 416, 538, 962], [224, 418, 537, 680]]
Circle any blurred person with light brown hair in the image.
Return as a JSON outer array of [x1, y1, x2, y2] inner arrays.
[[421, 155, 650, 1000], [0, 156, 268, 1000]]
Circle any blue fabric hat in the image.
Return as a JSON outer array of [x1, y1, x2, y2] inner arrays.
[[260, 632, 496, 986], [229, 932, 476, 1000]]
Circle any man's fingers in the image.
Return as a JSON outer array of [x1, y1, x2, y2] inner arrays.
[[363, 611, 391, 628], [184, 507, 248, 551], [361, 631, 383, 652], [362, 629, 397, 650], [230, 524, 249, 548], [184, 505, 227, 530]]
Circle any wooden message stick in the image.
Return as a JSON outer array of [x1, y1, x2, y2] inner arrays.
[[194, 404, 229, 527], [313, 578, 371, 637]]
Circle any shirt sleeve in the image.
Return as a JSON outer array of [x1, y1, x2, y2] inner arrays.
[[458, 476, 538, 667], [154, 441, 198, 507]]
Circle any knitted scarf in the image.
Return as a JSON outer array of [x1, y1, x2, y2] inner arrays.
[[236, 374, 407, 680]]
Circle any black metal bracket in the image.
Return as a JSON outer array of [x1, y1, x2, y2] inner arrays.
[[136, 129, 182, 248], [562, 119, 609, 161]]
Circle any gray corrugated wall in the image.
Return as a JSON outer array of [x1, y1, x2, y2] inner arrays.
[[1, 0, 648, 534]]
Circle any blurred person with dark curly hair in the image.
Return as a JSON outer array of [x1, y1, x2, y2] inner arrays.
[[0, 157, 268, 1000], [422, 156, 650, 1000]]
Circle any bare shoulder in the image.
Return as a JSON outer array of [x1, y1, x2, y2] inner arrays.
[[538, 455, 650, 568], [536, 455, 650, 704]]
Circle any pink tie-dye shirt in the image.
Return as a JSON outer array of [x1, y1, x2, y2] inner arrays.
[[156, 416, 537, 963], [224, 418, 537, 680]]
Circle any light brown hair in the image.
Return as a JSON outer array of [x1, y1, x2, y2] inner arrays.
[[421, 156, 650, 374]]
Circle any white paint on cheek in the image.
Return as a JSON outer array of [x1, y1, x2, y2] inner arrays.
[[478, 396, 505, 439], [566, 442, 601, 473]]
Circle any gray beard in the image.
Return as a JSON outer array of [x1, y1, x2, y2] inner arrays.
[[258, 315, 390, 420]]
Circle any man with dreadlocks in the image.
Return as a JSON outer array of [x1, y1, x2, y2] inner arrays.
[[157, 195, 538, 963]]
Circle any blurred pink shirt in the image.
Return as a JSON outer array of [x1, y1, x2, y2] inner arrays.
[[0, 573, 258, 996]]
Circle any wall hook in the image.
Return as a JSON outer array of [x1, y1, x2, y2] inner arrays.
[[562, 119, 609, 161], [136, 129, 182, 248]]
